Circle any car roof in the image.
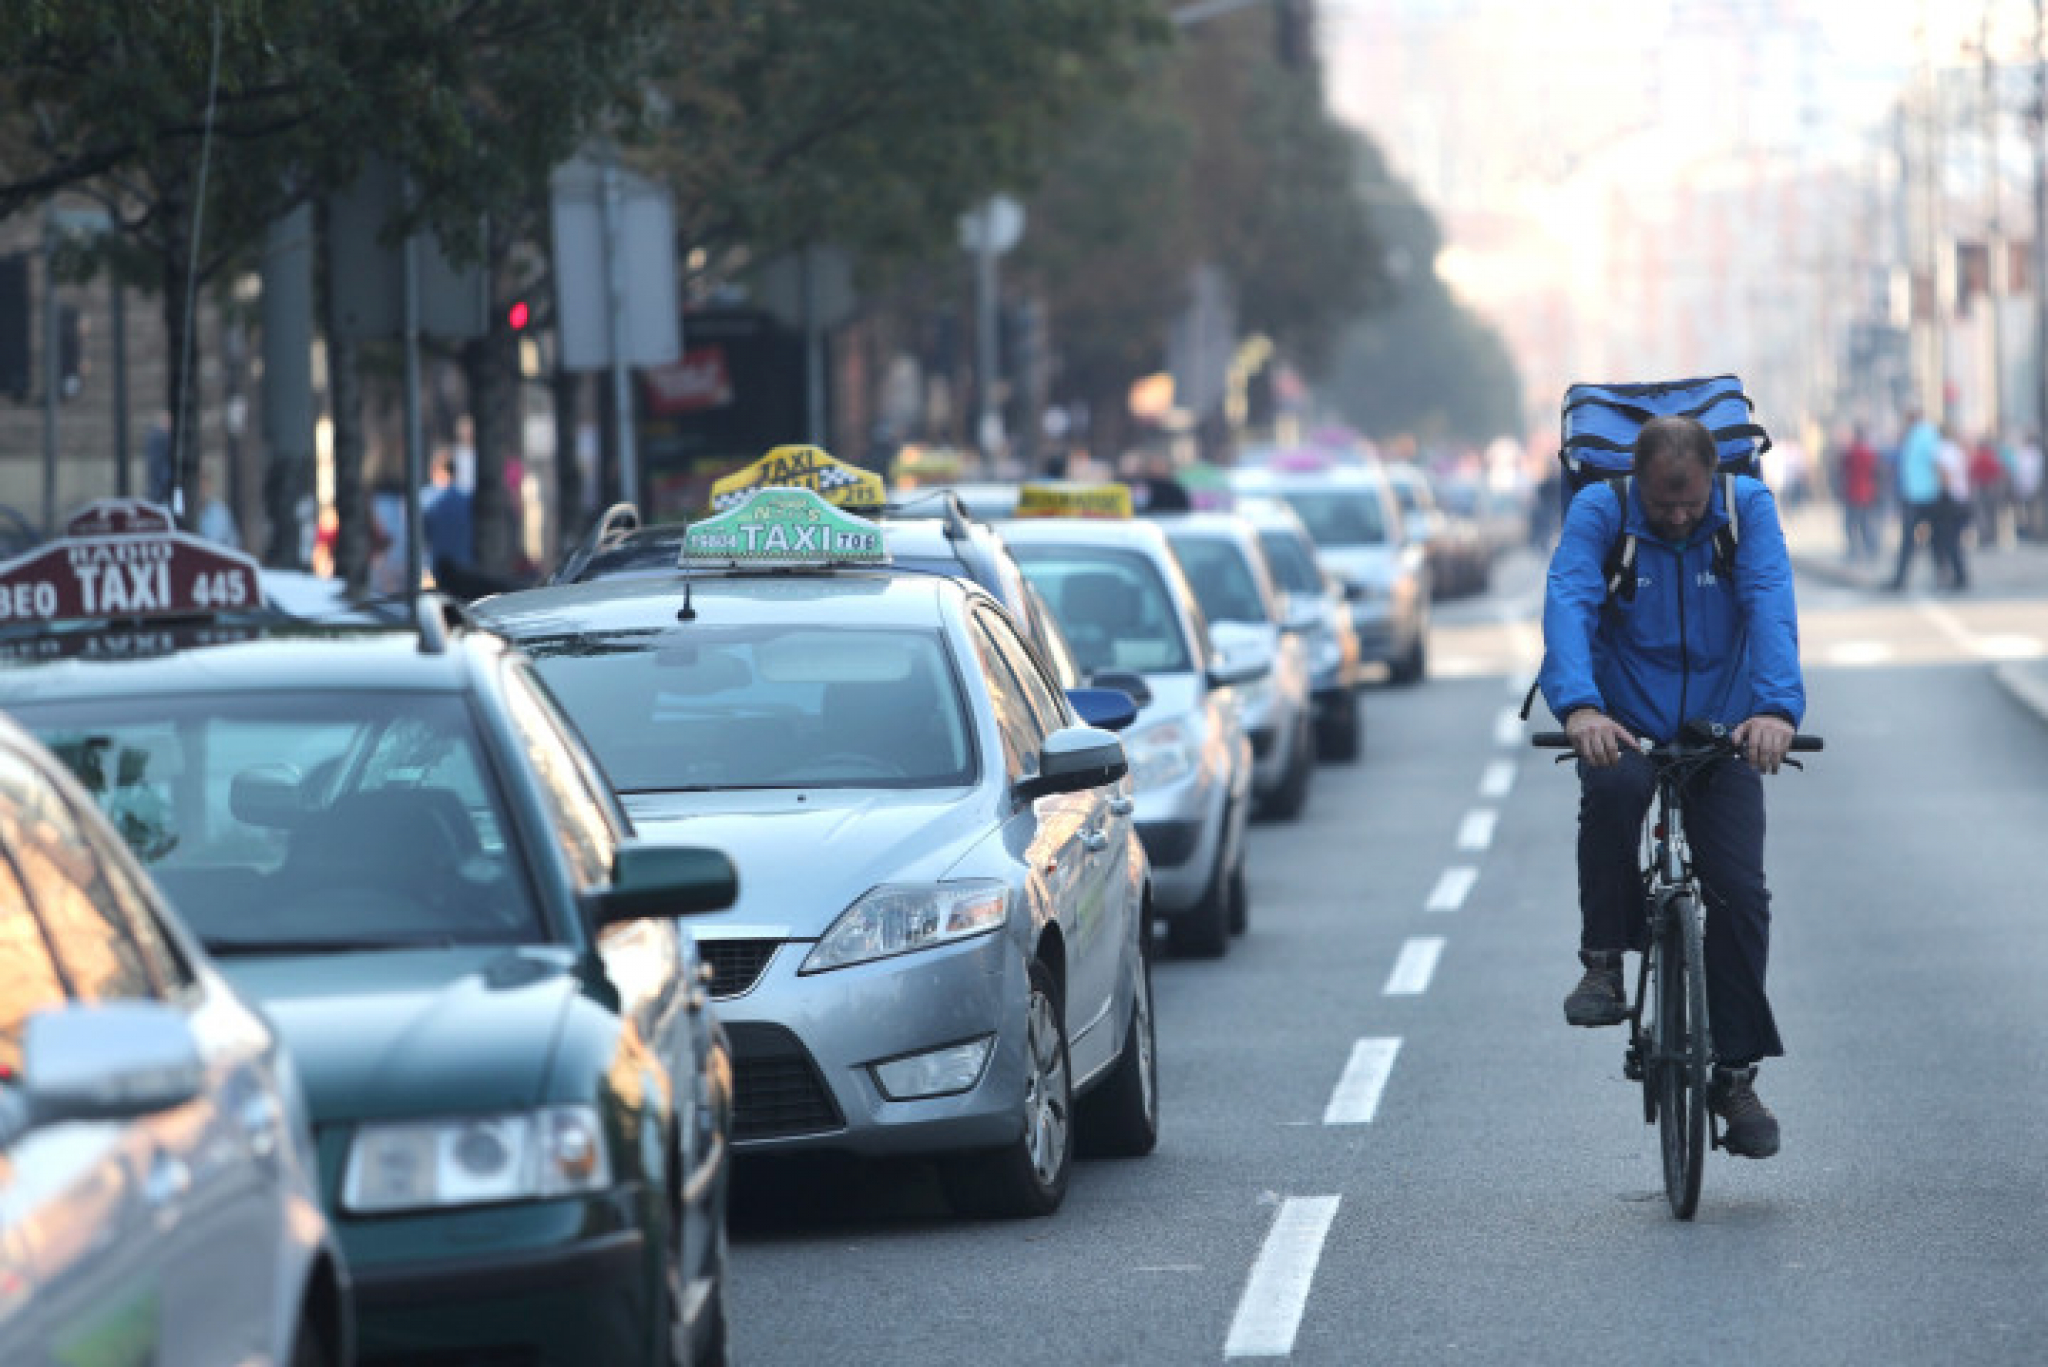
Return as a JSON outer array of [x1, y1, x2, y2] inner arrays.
[[0, 620, 501, 702], [1148, 511, 1262, 544], [477, 566, 968, 638], [994, 516, 1179, 558], [1231, 464, 1389, 492]]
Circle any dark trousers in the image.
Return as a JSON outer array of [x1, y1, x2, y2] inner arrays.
[[1889, 499, 1952, 589], [1578, 751, 1784, 1064]]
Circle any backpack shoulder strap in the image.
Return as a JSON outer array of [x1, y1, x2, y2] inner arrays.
[[1602, 477, 1638, 605], [1711, 472, 1740, 582]]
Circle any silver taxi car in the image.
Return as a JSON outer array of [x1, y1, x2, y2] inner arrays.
[[1234, 496, 1365, 761], [999, 502, 1260, 958], [478, 490, 1158, 1219], [0, 712, 352, 1367], [1154, 512, 1317, 821]]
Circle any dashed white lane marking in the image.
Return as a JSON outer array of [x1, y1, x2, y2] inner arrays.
[[1916, 600, 2043, 660], [1383, 937, 1446, 996], [1425, 866, 1478, 912], [1456, 809, 1497, 851], [1826, 640, 1895, 666], [1492, 707, 1523, 747], [1323, 1037, 1402, 1124], [1223, 1196, 1343, 1359], [1979, 634, 2046, 660], [1479, 759, 1517, 798]]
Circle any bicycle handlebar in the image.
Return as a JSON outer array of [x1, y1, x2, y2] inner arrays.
[[1530, 731, 1823, 753]]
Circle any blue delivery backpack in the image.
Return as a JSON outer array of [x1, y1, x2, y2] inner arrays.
[[1557, 374, 1770, 506]]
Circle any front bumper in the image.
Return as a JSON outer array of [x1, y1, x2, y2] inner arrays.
[[712, 929, 1029, 1159], [1132, 759, 1235, 914], [345, 1188, 659, 1366]]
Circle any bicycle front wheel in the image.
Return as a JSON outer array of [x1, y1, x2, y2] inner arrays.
[[1655, 893, 1710, 1219]]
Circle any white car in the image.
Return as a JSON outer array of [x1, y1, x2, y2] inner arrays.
[[1001, 514, 1262, 956], [0, 713, 352, 1367], [1154, 513, 1317, 820]]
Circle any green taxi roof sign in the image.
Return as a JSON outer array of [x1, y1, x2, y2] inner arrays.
[[682, 487, 890, 567]]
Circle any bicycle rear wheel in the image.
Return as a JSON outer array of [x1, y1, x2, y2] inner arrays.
[[1655, 893, 1709, 1219]]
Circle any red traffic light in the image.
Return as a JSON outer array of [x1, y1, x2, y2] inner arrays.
[[507, 300, 530, 331]]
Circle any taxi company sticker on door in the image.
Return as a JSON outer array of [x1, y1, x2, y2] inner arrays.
[[1015, 481, 1133, 520], [684, 487, 889, 566], [709, 445, 886, 512]]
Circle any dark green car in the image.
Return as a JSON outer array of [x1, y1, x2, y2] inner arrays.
[[0, 509, 739, 1366]]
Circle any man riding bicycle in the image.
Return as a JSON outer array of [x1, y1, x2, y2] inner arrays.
[[1538, 415, 1806, 1159]]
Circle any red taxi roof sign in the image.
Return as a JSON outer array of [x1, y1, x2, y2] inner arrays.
[[0, 498, 262, 625]]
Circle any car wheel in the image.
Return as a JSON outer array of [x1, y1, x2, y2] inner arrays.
[[1167, 831, 1232, 959], [1318, 689, 1362, 763], [1077, 948, 1159, 1157], [290, 1318, 331, 1367], [690, 1222, 732, 1367], [942, 959, 1073, 1218], [1225, 855, 1248, 936], [1261, 717, 1314, 822], [1390, 634, 1427, 686]]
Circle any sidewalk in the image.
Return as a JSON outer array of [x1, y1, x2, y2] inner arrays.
[[1780, 498, 2048, 730]]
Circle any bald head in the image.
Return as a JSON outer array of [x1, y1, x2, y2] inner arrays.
[[1632, 416, 1717, 541]]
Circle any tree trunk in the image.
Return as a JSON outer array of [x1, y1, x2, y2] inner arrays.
[[320, 202, 373, 593], [464, 226, 522, 578]]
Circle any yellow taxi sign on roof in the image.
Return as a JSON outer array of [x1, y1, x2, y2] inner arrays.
[[683, 487, 889, 567], [1014, 481, 1133, 520], [709, 445, 885, 513]]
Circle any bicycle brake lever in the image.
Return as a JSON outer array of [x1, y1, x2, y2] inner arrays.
[[1783, 758, 1804, 771]]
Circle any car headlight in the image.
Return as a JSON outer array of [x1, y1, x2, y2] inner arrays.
[[1126, 719, 1199, 790], [801, 880, 1009, 974], [341, 1105, 612, 1214]]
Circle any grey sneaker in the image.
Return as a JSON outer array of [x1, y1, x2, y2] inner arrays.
[[1562, 950, 1627, 1027], [1709, 1065, 1781, 1159]]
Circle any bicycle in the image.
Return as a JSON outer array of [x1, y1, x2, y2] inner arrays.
[[1533, 721, 1822, 1219]]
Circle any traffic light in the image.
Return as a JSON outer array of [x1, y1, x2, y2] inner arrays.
[[507, 298, 531, 332]]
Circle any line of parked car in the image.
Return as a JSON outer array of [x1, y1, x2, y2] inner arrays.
[[0, 444, 1461, 1364]]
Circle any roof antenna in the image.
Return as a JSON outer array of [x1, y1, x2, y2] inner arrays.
[[677, 580, 697, 622]]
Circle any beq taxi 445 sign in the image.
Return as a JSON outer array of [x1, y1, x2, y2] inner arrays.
[[683, 486, 888, 567], [0, 498, 260, 624]]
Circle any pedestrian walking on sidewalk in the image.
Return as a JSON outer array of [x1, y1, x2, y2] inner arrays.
[[1887, 410, 1943, 591], [1933, 425, 1971, 591], [1836, 425, 1881, 562]]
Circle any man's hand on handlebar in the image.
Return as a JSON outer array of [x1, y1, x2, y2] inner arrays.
[[1732, 714, 1795, 774], [1564, 708, 1637, 768]]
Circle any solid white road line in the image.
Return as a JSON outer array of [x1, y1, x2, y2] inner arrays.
[[1323, 1037, 1402, 1125], [1456, 808, 1497, 851], [1479, 758, 1517, 798], [1493, 707, 1523, 746], [1383, 937, 1446, 996], [1425, 866, 1478, 913], [1223, 1196, 1343, 1360]]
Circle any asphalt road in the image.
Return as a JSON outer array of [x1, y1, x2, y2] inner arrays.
[[725, 548, 2048, 1366]]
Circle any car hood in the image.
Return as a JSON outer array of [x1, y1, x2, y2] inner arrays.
[[622, 787, 990, 939], [220, 946, 583, 1123]]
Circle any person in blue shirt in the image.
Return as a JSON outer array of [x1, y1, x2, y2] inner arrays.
[[1886, 409, 1943, 590], [1539, 415, 1806, 1160]]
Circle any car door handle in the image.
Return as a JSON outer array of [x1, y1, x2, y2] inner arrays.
[[1080, 828, 1109, 853], [1107, 797, 1134, 817]]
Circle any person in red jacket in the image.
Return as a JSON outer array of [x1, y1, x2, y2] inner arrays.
[[1837, 425, 1881, 561]]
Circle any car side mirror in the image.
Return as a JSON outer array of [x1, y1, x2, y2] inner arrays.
[[1066, 686, 1139, 732], [21, 1002, 205, 1128], [1016, 726, 1128, 802], [1281, 594, 1322, 634], [1088, 669, 1153, 710], [588, 842, 738, 928]]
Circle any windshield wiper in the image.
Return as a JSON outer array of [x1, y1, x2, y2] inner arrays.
[[204, 936, 455, 956]]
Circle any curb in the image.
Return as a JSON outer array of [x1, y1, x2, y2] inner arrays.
[[1994, 661, 2048, 730]]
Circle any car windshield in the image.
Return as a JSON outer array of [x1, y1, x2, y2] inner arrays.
[[1257, 530, 1325, 595], [1275, 490, 1387, 547], [1167, 534, 1267, 625], [521, 625, 977, 792], [12, 692, 544, 954], [1012, 547, 1194, 674]]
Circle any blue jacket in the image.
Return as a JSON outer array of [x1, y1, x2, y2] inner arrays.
[[1539, 475, 1804, 743]]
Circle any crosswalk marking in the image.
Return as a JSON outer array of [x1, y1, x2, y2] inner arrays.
[[1383, 937, 1446, 995], [1323, 1037, 1401, 1125], [1425, 866, 1478, 912], [1224, 1196, 1343, 1359]]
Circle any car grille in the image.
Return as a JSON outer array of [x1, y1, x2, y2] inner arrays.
[[726, 1022, 843, 1142], [700, 938, 781, 999]]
